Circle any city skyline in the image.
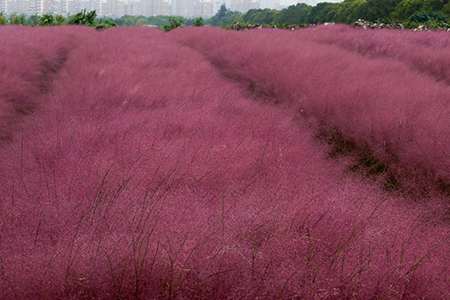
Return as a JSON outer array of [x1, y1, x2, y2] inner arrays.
[[0, 0, 343, 18]]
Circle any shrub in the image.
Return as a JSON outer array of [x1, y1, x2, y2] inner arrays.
[[96, 18, 117, 29], [10, 13, 27, 25], [408, 10, 448, 23], [55, 14, 67, 25], [67, 9, 97, 26], [27, 14, 40, 26], [193, 17, 204, 27], [39, 13, 55, 26], [0, 11, 6, 25], [163, 16, 184, 31]]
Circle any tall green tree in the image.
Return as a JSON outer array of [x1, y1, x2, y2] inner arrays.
[[442, 1, 450, 16], [28, 14, 40, 26], [206, 4, 243, 26], [40, 13, 55, 26], [163, 16, 184, 31], [116, 15, 138, 26], [243, 8, 279, 24], [331, 0, 368, 23], [135, 18, 149, 26], [362, 0, 402, 21], [67, 9, 96, 26], [10, 13, 27, 25], [392, 0, 447, 19], [424, 0, 447, 11], [307, 2, 339, 23], [55, 14, 67, 25], [193, 17, 205, 26], [243, 8, 262, 23], [392, 0, 425, 19], [218, 4, 228, 18], [0, 12, 6, 25], [147, 15, 172, 26], [407, 10, 448, 22], [274, 3, 311, 24]]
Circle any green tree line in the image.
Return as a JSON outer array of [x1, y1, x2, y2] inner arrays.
[[207, 0, 450, 26], [108, 0, 450, 28], [0, 9, 117, 28]]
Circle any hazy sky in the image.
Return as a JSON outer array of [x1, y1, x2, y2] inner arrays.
[[278, 0, 343, 7]]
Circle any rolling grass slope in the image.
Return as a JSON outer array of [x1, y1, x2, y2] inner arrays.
[[0, 26, 450, 299]]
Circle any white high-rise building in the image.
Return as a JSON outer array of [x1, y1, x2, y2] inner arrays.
[[151, 0, 171, 16], [1, 0, 214, 17], [0, 0, 7, 14], [171, 0, 213, 17], [224, 0, 258, 13]]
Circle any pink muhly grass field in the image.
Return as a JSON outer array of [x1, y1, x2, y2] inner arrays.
[[305, 25, 450, 85], [171, 26, 450, 196], [0, 26, 450, 299], [0, 26, 90, 142]]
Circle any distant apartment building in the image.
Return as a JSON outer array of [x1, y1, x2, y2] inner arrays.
[[60, 0, 68, 14], [79, 0, 97, 11], [229, 0, 259, 13], [44, 0, 96, 15], [170, 0, 186, 16], [0, 0, 215, 17], [194, 0, 213, 17], [127, 0, 171, 16], [3, 0, 14, 14], [93, 0, 102, 17], [30, 2, 37, 14], [139, 0, 149, 15], [125, 1, 141, 15], [150, 0, 170, 15], [0, 0, 78, 15], [42, 0, 63, 14], [4, 0, 22, 14], [102, 0, 125, 17], [0, 0, 5, 13], [42, 0, 50, 14], [80, 0, 91, 10], [171, 0, 213, 17], [67, 0, 81, 14]]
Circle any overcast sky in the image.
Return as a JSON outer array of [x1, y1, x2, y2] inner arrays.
[[278, 0, 343, 7]]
